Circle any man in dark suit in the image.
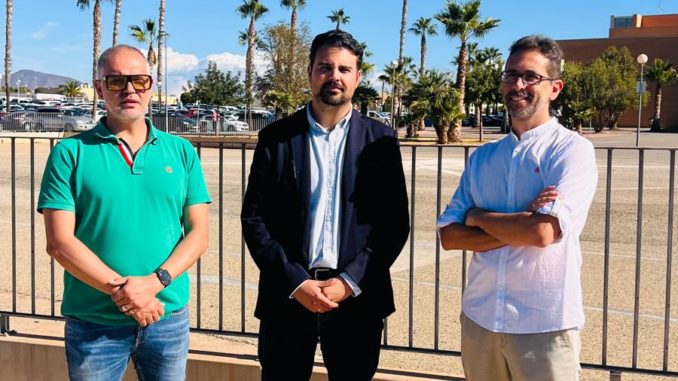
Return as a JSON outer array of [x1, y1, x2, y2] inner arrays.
[[241, 30, 410, 381]]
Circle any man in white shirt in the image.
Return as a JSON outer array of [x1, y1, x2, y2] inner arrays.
[[438, 35, 597, 381]]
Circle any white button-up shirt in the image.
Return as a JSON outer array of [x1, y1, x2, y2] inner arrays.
[[437, 118, 597, 333], [306, 106, 360, 295]]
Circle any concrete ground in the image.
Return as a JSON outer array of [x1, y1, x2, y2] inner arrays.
[[0, 125, 677, 380]]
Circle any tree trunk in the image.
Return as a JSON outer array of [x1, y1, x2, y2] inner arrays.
[[112, 0, 121, 46], [450, 40, 468, 143], [447, 121, 461, 143], [398, 0, 407, 63], [157, 0, 165, 117], [651, 86, 663, 131], [477, 104, 483, 142], [91, 0, 101, 120], [435, 122, 448, 144], [246, 16, 255, 127], [419, 35, 426, 77], [5, 0, 11, 112]]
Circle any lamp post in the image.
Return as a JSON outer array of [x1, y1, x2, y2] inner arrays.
[[16, 79, 20, 102], [164, 32, 169, 132], [636, 53, 648, 147]]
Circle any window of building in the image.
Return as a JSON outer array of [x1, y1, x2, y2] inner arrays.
[[613, 16, 633, 29]]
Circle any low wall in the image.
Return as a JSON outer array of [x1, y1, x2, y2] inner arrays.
[[0, 335, 459, 381]]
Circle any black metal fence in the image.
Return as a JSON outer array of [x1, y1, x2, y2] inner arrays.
[[0, 136, 676, 380]]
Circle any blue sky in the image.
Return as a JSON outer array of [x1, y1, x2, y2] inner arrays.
[[7, 0, 678, 95]]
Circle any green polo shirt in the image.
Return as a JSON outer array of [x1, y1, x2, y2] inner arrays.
[[38, 118, 211, 326]]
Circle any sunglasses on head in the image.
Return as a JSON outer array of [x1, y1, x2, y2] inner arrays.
[[100, 75, 152, 91]]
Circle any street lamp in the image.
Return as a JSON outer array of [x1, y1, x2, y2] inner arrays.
[[636, 53, 648, 147], [163, 32, 169, 132], [16, 79, 20, 102]]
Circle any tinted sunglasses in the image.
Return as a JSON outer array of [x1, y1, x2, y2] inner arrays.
[[101, 75, 153, 91]]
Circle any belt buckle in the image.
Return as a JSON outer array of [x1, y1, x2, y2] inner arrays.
[[312, 268, 332, 280]]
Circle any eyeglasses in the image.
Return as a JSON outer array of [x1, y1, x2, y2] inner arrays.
[[100, 75, 152, 91], [501, 71, 557, 85]]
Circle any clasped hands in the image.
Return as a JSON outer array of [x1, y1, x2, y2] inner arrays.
[[292, 277, 352, 314], [107, 275, 165, 327]]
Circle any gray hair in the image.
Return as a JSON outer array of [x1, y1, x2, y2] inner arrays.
[[97, 44, 152, 79], [508, 35, 563, 79]]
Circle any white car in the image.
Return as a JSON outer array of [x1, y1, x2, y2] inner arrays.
[[223, 120, 248, 132]]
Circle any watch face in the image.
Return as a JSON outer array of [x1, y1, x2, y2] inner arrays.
[[156, 269, 172, 287]]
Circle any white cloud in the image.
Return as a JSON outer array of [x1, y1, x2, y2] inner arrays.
[[164, 49, 266, 96], [31, 22, 58, 40], [166, 47, 199, 73]]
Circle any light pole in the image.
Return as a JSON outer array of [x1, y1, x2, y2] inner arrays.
[[164, 32, 169, 132], [636, 53, 648, 147], [16, 79, 20, 102]]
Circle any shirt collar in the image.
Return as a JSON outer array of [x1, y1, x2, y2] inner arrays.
[[306, 103, 352, 133], [511, 117, 558, 142], [92, 117, 158, 143]]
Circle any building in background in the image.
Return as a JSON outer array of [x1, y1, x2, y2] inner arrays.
[[558, 14, 678, 129]]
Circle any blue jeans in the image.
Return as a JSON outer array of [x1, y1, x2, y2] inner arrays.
[[65, 306, 189, 381]]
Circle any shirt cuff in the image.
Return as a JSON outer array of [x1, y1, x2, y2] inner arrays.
[[289, 281, 305, 299], [536, 198, 568, 242], [340, 272, 362, 297]]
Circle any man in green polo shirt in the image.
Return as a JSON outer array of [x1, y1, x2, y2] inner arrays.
[[38, 45, 210, 381]]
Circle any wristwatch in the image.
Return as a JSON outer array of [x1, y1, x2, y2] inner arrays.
[[154, 268, 172, 288]]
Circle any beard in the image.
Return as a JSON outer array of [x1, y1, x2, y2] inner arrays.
[[504, 90, 539, 120], [318, 82, 351, 106]]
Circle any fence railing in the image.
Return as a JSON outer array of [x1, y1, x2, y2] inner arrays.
[[0, 135, 676, 380]]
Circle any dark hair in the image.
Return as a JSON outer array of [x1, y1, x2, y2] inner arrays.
[[309, 30, 363, 69], [508, 35, 563, 79]]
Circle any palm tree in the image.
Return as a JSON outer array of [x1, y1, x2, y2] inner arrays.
[[129, 19, 158, 67], [406, 70, 462, 144], [112, 0, 121, 45], [77, 0, 110, 119], [435, 0, 499, 142], [382, 57, 416, 128], [409, 17, 437, 78], [280, 0, 305, 32], [61, 80, 83, 98], [157, 0, 166, 114], [129, 19, 157, 115], [646, 58, 678, 131], [327, 8, 349, 31], [237, 0, 269, 126], [4, 0, 12, 112], [398, 0, 408, 62]]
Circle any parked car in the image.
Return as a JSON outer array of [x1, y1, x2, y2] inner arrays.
[[367, 110, 390, 125], [222, 119, 248, 132]]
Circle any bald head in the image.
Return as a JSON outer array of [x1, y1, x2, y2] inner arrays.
[[97, 45, 151, 79]]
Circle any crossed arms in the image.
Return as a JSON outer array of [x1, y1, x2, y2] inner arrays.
[[439, 187, 562, 252]]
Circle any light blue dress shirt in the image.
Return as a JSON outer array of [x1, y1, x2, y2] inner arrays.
[[306, 105, 361, 295]]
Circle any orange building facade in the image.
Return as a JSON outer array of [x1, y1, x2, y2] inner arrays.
[[557, 14, 678, 129]]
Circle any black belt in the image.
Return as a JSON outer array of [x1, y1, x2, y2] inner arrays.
[[308, 267, 339, 280]]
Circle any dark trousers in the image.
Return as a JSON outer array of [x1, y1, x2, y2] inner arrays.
[[258, 311, 384, 381]]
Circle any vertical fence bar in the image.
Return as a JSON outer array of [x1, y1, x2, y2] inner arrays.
[[241, 144, 247, 332], [11, 138, 16, 312], [461, 147, 470, 294], [434, 146, 443, 350], [196, 143, 202, 328], [632, 149, 645, 368], [218, 143, 224, 331], [50, 139, 56, 317], [662, 150, 675, 371], [602, 148, 613, 365], [30, 139, 36, 314], [408, 147, 416, 348]]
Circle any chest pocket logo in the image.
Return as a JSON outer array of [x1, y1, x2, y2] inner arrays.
[[165, 166, 173, 174]]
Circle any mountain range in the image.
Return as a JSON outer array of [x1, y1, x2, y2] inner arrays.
[[2, 70, 82, 90]]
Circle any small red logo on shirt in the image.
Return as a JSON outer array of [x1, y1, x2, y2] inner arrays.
[[165, 166, 173, 174], [534, 167, 540, 174]]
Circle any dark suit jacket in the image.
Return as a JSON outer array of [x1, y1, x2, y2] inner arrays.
[[241, 107, 410, 324]]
